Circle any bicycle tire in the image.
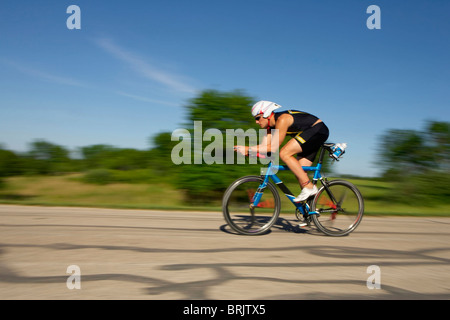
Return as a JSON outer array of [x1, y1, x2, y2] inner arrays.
[[311, 179, 364, 236], [222, 175, 281, 235]]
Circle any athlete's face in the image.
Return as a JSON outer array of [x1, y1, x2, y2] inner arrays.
[[255, 115, 269, 128]]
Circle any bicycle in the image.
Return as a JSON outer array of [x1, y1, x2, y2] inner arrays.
[[222, 143, 364, 236]]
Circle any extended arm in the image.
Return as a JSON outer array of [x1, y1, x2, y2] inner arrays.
[[237, 114, 291, 155]]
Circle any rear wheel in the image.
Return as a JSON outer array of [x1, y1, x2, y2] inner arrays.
[[222, 176, 281, 235], [311, 180, 364, 236]]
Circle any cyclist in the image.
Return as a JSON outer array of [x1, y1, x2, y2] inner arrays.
[[235, 100, 329, 202]]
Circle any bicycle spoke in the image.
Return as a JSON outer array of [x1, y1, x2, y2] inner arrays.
[[337, 188, 348, 207], [223, 176, 280, 235], [312, 180, 364, 236]]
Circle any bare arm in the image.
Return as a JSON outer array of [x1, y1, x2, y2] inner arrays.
[[248, 114, 292, 154]]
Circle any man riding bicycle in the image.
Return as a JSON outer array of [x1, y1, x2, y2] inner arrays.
[[235, 100, 329, 202]]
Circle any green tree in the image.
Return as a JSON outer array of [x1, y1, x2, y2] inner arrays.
[[377, 120, 450, 205], [27, 140, 74, 174], [80, 144, 117, 169], [148, 132, 179, 174], [186, 89, 256, 131], [426, 121, 450, 172], [80, 144, 151, 171], [169, 90, 255, 202], [378, 121, 450, 177], [0, 149, 23, 177], [100, 148, 150, 171]]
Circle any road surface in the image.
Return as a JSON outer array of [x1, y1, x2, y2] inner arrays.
[[0, 205, 449, 299]]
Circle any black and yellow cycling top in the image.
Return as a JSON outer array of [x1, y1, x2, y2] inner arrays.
[[269, 110, 325, 144]]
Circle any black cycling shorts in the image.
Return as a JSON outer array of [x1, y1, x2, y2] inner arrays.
[[292, 122, 329, 162]]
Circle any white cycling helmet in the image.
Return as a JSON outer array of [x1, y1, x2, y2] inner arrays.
[[251, 100, 281, 118]]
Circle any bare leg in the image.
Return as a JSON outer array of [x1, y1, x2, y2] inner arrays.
[[298, 157, 314, 189], [280, 139, 318, 202], [279, 139, 310, 189]]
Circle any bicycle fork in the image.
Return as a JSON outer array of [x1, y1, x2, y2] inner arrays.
[[250, 185, 267, 209]]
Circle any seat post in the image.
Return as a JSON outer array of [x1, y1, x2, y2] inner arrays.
[[317, 146, 326, 165], [317, 143, 334, 165]]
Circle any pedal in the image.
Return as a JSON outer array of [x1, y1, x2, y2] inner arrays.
[[298, 215, 312, 228]]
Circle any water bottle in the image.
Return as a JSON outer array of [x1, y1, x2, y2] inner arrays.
[[331, 143, 347, 159]]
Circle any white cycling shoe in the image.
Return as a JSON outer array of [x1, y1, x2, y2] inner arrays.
[[293, 185, 318, 202]]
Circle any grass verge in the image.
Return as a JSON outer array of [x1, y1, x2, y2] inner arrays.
[[0, 174, 449, 216]]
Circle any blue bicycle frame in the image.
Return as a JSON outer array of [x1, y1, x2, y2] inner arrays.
[[252, 161, 323, 216]]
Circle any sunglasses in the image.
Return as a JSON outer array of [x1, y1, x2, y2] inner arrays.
[[254, 115, 262, 121]]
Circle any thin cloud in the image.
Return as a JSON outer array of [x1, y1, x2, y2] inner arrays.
[[95, 38, 198, 94], [116, 91, 179, 107], [1, 59, 86, 88]]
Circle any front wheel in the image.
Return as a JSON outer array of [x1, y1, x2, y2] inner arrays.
[[222, 175, 281, 235], [311, 180, 364, 236]]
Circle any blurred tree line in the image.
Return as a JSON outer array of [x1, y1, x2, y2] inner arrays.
[[1, 89, 448, 205], [377, 120, 449, 204], [1, 89, 323, 203]]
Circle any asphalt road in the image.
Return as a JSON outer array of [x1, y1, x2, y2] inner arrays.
[[0, 205, 449, 300]]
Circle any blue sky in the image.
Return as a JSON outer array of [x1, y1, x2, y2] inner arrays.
[[0, 0, 449, 177]]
